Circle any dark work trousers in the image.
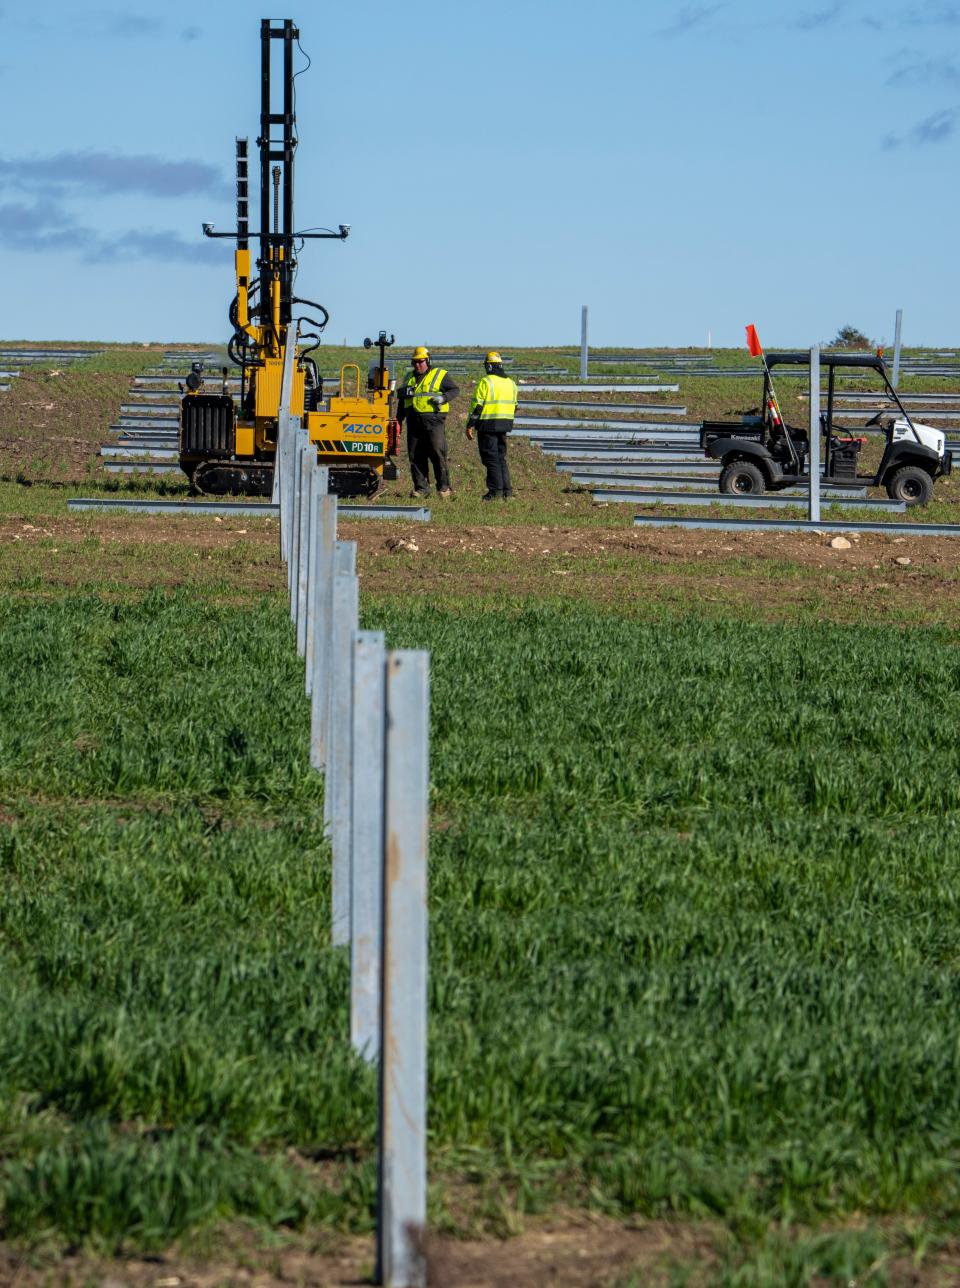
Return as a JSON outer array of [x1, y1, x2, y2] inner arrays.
[[407, 422, 450, 492], [477, 428, 513, 496]]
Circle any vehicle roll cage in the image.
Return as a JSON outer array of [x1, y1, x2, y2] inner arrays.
[[762, 351, 921, 449]]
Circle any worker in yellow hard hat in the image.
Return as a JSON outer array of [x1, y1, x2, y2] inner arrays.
[[466, 350, 518, 500], [396, 346, 460, 498]]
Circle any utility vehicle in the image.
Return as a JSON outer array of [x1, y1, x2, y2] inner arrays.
[[700, 351, 950, 505]]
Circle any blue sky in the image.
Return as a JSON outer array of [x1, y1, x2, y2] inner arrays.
[[2, 0, 959, 348]]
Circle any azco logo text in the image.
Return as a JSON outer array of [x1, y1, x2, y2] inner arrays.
[[344, 422, 385, 436]]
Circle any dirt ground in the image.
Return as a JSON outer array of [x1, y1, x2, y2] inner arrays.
[[5, 509, 956, 567], [0, 1216, 711, 1288], [1, 1215, 958, 1288], [0, 369, 133, 481], [3, 512, 959, 625]]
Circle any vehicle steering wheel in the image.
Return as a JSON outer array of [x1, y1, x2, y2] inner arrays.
[[864, 411, 885, 428]]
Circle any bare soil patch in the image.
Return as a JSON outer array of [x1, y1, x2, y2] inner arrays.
[[4, 513, 960, 623], [0, 1216, 717, 1287], [348, 518, 959, 567], [0, 369, 132, 481], [350, 521, 960, 622], [2, 1218, 958, 1287]]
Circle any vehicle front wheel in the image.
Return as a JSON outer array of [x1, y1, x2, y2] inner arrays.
[[720, 460, 766, 495], [886, 465, 933, 506]]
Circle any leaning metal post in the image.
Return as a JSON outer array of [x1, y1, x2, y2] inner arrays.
[[276, 330, 299, 553], [892, 308, 903, 390]]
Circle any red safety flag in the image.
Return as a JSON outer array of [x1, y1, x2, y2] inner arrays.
[[745, 324, 763, 357]]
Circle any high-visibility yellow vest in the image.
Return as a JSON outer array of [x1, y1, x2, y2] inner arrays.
[[404, 366, 450, 414], [470, 373, 518, 423]]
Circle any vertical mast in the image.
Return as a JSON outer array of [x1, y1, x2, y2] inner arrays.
[[259, 17, 272, 344], [258, 18, 298, 353], [281, 19, 296, 327]]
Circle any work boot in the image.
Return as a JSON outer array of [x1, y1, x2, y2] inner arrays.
[[437, 487, 452, 498], [481, 491, 503, 502], [411, 488, 430, 499], [503, 491, 515, 501]]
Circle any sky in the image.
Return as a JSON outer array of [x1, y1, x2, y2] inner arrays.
[[1, 0, 959, 349]]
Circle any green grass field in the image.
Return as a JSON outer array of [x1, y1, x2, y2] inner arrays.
[[3, 341, 960, 1283], [3, 587, 960, 1281]]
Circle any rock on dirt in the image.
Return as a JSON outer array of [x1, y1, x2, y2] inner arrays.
[[829, 537, 852, 550]]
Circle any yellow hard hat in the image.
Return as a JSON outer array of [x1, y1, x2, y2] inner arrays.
[[411, 346, 429, 361], [485, 350, 503, 364]]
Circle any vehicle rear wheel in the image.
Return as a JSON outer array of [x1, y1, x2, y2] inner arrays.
[[720, 460, 766, 495], [886, 465, 933, 506]]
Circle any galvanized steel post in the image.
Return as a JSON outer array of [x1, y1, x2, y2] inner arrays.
[[892, 308, 903, 390], [377, 649, 429, 1288], [809, 345, 821, 523], [273, 328, 298, 511], [277, 416, 291, 562], [280, 419, 299, 569], [309, 493, 338, 769], [350, 630, 386, 1060], [323, 543, 356, 780], [304, 466, 329, 697], [288, 429, 305, 610], [580, 305, 588, 381], [328, 561, 359, 947], [270, 416, 283, 510], [295, 442, 313, 655]]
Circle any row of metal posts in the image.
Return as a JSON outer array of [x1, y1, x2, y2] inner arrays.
[[265, 318, 890, 1274], [573, 307, 905, 388], [273, 343, 428, 1288]]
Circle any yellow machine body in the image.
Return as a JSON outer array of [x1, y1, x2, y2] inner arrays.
[[306, 363, 392, 473], [180, 245, 397, 498]]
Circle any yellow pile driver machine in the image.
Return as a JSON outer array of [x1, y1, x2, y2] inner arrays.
[[179, 18, 399, 497]]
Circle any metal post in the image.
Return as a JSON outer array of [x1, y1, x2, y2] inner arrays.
[[350, 630, 386, 1060], [579, 305, 588, 381], [892, 308, 903, 390], [277, 413, 293, 562], [328, 564, 359, 948], [288, 429, 304, 609], [309, 492, 338, 769], [323, 542, 356, 780], [272, 330, 298, 511], [273, 412, 283, 536], [295, 442, 313, 655], [377, 650, 429, 1288], [809, 344, 821, 524], [304, 466, 329, 697], [322, 540, 356, 813]]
